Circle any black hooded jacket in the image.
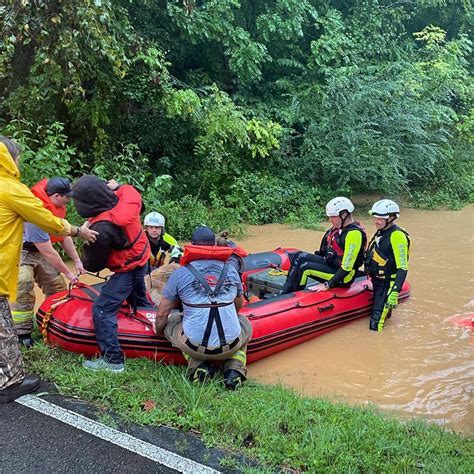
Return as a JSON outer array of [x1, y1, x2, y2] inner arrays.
[[73, 175, 127, 272]]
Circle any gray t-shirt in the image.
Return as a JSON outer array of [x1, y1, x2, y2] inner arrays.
[[163, 260, 243, 348], [23, 222, 50, 244]]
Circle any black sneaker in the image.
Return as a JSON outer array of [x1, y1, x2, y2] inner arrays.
[[0, 375, 41, 403], [18, 335, 35, 348]]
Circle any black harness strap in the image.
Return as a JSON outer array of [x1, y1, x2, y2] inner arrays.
[[185, 336, 240, 355], [125, 240, 149, 266], [185, 263, 229, 300], [183, 301, 233, 308], [110, 240, 150, 271], [185, 263, 230, 347], [124, 229, 145, 250], [212, 306, 227, 347]]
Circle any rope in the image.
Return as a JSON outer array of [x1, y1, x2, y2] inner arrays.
[[40, 295, 70, 344]]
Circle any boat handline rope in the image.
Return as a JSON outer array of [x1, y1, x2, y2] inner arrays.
[[40, 295, 71, 344]]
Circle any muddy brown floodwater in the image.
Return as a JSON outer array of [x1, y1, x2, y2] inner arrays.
[[35, 206, 473, 434], [236, 206, 474, 434]]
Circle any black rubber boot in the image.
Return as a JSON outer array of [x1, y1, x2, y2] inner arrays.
[[369, 321, 378, 331], [191, 362, 215, 383], [279, 252, 303, 295], [18, 334, 35, 348], [0, 375, 41, 403], [223, 369, 245, 391]]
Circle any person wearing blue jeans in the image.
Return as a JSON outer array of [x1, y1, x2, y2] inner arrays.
[[72, 175, 150, 372], [92, 264, 149, 364]]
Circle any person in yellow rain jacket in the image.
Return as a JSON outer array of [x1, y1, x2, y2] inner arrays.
[[0, 136, 97, 404]]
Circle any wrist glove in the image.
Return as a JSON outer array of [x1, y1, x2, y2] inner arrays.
[[386, 291, 399, 309]]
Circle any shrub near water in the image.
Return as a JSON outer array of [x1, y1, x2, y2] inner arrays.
[[158, 195, 245, 241], [155, 174, 333, 240], [24, 344, 473, 472], [2, 2, 473, 215], [223, 172, 333, 227]]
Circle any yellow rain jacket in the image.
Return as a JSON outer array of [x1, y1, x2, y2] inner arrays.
[[0, 142, 71, 301]]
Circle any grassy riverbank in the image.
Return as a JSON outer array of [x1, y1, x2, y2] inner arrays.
[[24, 343, 472, 472]]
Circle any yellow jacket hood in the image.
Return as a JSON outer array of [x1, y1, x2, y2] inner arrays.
[[0, 142, 20, 181]]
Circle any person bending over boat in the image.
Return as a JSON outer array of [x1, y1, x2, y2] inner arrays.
[[365, 200, 410, 331], [144, 211, 183, 270], [11, 177, 86, 348], [0, 137, 97, 403], [73, 175, 150, 373], [278, 197, 367, 295], [154, 226, 252, 390]]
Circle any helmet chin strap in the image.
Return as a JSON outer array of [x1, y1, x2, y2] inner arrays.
[[339, 210, 349, 228], [381, 214, 397, 231]]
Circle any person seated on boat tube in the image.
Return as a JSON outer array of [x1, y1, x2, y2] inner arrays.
[[277, 197, 367, 295], [72, 175, 151, 373], [10, 177, 87, 348], [365, 200, 410, 332], [154, 225, 252, 390], [144, 211, 183, 270]]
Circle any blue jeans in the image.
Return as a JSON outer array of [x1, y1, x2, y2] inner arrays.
[[92, 265, 149, 363]]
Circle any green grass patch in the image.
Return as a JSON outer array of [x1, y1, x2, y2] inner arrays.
[[23, 343, 473, 472]]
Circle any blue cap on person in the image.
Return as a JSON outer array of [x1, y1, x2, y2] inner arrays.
[[191, 226, 215, 246], [46, 177, 73, 196]]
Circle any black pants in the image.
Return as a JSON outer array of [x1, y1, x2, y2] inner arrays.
[[281, 252, 338, 294], [369, 278, 394, 331]]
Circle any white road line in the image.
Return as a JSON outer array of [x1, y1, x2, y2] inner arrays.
[[16, 395, 220, 474]]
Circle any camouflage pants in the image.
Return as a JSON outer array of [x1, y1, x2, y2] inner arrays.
[[0, 296, 24, 389], [10, 250, 66, 335], [164, 312, 252, 378]]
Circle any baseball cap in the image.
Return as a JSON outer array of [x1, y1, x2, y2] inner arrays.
[[191, 226, 216, 246], [46, 177, 73, 196]]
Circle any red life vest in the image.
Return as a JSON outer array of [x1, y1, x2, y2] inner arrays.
[[181, 244, 247, 266], [88, 185, 150, 272], [324, 221, 367, 257], [30, 179, 66, 244], [326, 227, 344, 257]]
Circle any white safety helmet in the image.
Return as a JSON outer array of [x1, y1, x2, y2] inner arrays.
[[325, 197, 355, 217], [369, 199, 400, 219], [144, 211, 165, 227]]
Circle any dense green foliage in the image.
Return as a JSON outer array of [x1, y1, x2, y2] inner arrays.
[[1, 1, 472, 236], [24, 343, 473, 472]]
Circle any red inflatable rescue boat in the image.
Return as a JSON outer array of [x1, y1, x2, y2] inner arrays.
[[36, 249, 410, 364]]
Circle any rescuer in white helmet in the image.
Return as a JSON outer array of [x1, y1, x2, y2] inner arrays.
[[365, 199, 410, 331], [275, 197, 367, 296], [144, 212, 183, 269]]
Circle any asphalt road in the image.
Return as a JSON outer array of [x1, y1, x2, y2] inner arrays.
[[0, 401, 176, 473], [0, 383, 250, 473]]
